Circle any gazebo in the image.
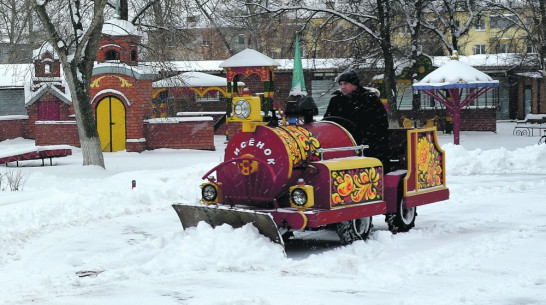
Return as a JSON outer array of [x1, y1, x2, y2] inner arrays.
[[413, 53, 499, 145]]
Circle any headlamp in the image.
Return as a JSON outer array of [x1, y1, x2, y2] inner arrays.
[[233, 99, 251, 119], [291, 188, 308, 206], [201, 184, 218, 202]]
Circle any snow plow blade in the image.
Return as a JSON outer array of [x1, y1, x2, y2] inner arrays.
[[172, 204, 284, 246]]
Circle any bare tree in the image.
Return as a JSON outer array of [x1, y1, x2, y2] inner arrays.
[[32, 0, 107, 168], [0, 0, 41, 63], [393, 0, 428, 120], [421, 0, 479, 55], [485, 0, 546, 74], [251, 1, 400, 125]]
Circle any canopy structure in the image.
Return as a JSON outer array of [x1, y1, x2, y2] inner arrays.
[[413, 52, 499, 144]]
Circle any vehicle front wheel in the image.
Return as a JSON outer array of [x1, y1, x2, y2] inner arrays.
[[386, 197, 416, 234], [336, 216, 373, 244]]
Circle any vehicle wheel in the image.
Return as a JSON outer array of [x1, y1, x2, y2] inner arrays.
[[539, 136, 546, 145], [386, 197, 416, 234], [336, 216, 373, 244]]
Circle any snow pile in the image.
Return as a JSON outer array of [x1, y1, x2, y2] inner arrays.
[[444, 143, 546, 175], [1, 123, 546, 304]]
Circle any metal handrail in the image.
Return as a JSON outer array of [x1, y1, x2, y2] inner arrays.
[[314, 145, 369, 160]]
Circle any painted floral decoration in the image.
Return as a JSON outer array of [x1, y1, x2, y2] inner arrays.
[[331, 167, 383, 206], [416, 132, 443, 189]]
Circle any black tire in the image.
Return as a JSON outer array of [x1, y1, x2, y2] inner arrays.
[[386, 196, 416, 234], [336, 217, 373, 244], [539, 136, 546, 145]]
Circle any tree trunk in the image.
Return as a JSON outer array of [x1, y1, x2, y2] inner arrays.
[[410, 0, 424, 122], [32, 0, 107, 168], [540, 0, 546, 73], [62, 61, 105, 167], [377, 0, 398, 126]]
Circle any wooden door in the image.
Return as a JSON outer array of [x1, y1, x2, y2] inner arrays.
[[96, 96, 126, 152]]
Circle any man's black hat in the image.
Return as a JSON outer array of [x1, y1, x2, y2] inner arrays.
[[336, 69, 360, 85]]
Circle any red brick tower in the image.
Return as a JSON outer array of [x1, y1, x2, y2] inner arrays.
[[90, 17, 155, 152], [26, 43, 73, 142]]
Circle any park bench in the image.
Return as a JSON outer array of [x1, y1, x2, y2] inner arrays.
[[513, 114, 546, 136], [0, 146, 72, 166]]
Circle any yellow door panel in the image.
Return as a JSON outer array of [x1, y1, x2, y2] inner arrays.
[[96, 96, 126, 152]]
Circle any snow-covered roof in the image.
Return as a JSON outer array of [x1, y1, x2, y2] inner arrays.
[[32, 42, 59, 60], [413, 58, 499, 89], [153, 71, 243, 88], [515, 71, 543, 78], [431, 53, 536, 68], [26, 84, 70, 105], [0, 64, 32, 88], [219, 49, 280, 68], [26, 83, 71, 106], [102, 17, 140, 36], [93, 62, 157, 80]]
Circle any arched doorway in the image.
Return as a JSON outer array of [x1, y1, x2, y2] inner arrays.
[[96, 96, 126, 152]]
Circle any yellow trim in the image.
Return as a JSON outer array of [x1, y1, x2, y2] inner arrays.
[[405, 185, 448, 197], [289, 185, 315, 210], [191, 86, 228, 97], [404, 127, 447, 197], [90, 76, 106, 88], [320, 158, 382, 170], [296, 211, 308, 230], [91, 75, 133, 89], [152, 88, 167, 99], [200, 182, 223, 204]]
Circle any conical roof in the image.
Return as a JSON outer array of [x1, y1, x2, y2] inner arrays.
[[219, 48, 280, 68], [413, 57, 498, 89], [289, 36, 307, 96]]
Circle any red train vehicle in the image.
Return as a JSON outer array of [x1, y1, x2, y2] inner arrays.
[[172, 87, 450, 246]]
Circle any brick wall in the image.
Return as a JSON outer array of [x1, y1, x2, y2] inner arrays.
[[26, 98, 72, 139], [0, 117, 28, 141], [144, 118, 215, 150], [91, 74, 153, 144], [34, 121, 80, 147], [398, 108, 496, 132], [97, 35, 140, 66]]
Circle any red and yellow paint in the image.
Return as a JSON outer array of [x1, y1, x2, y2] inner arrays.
[[331, 166, 383, 206]]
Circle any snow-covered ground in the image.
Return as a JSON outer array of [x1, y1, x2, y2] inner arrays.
[[1, 121, 545, 305]]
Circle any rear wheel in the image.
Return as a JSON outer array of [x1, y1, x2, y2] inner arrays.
[[336, 217, 373, 244], [386, 197, 416, 234], [539, 136, 546, 145]]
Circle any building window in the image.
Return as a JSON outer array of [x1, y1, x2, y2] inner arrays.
[[496, 43, 511, 53], [105, 49, 120, 60], [474, 18, 485, 31], [490, 14, 516, 29], [473, 44, 486, 55], [238, 34, 245, 45], [187, 16, 198, 27], [130, 50, 137, 61], [202, 40, 211, 47], [44, 63, 51, 74]]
